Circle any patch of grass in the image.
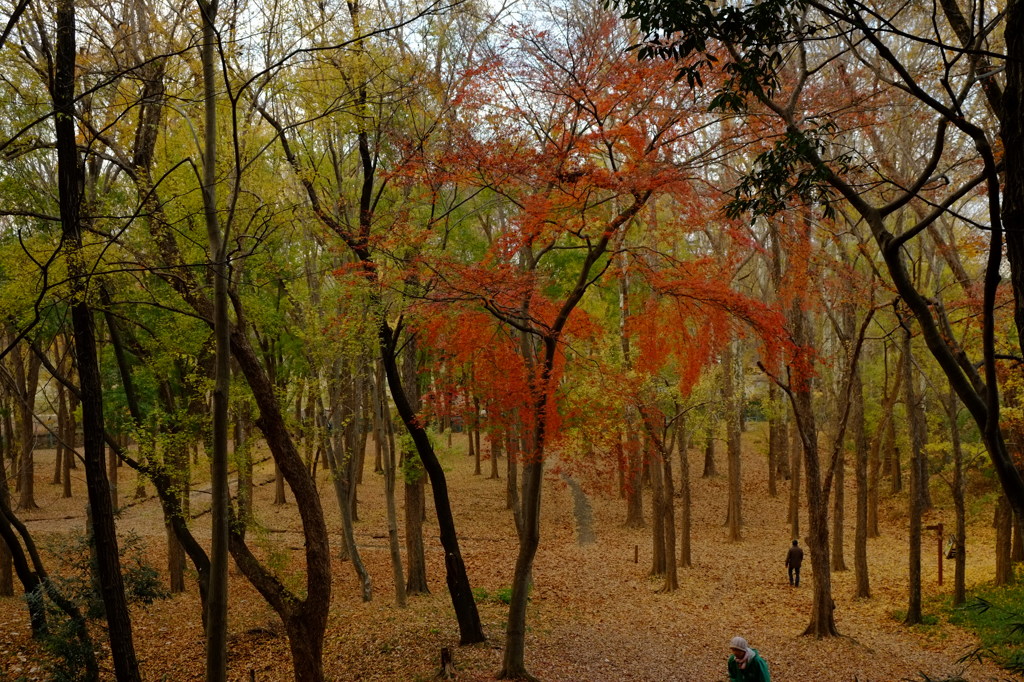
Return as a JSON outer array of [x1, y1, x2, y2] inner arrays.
[[943, 580, 1024, 676], [472, 586, 514, 605], [889, 610, 940, 628]]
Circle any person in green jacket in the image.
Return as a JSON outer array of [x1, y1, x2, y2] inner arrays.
[[727, 636, 770, 682]]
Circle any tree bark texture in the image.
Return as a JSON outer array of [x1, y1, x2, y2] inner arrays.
[[852, 368, 870, 598], [723, 340, 742, 541], [902, 324, 923, 625], [55, 1, 141, 677]]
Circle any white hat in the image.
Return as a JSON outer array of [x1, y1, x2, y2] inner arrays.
[[729, 636, 749, 650]]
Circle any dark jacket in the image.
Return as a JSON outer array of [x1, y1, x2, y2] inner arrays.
[[785, 545, 804, 568], [728, 649, 770, 682]]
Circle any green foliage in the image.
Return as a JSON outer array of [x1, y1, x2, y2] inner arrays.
[[46, 530, 168, 618], [39, 530, 167, 680], [397, 431, 426, 484], [726, 123, 852, 220], [472, 586, 515, 605], [946, 589, 1024, 676], [39, 607, 95, 682]]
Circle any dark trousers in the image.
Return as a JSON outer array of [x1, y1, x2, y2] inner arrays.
[[788, 565, 800, 586]]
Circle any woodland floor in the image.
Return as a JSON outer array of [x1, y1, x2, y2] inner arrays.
[[0, 426, 1019, 682]]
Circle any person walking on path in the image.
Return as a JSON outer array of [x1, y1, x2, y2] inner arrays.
[[785, 539, 804, 587], [728, 636, 770, 682]]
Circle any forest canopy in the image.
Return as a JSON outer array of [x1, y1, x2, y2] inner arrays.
[[1, 0, 1023, 678]]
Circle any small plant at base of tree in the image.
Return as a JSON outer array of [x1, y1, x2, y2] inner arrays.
[[40, 530, 168, 680]]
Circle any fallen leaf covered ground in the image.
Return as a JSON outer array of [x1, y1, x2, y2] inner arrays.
[[0, 428, 1017, 681]]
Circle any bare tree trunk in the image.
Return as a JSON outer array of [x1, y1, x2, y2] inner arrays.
[[624, 416, 644, 528], [1013, 514, 1024, 563], [374, 361, 406, 607], [64, 389, 78, 497], [54, 382, 67, 485], [723, 340, 742, 541], [789, 416, 801, 540], [324, 367, 371, 600], [868, 356, 903, 538], [903, 324, 923, 625], [506, 429, 518, 510], [107, 442, 119, 509], [831, 445, 846, 571], [55, 2, 141, 675], [947, 387, 967, 605], [995, 495, 1014, 586], [660, 433, 678, 591], [677, 419, 692, 569], [235, 409, 253, 526], [489, 426, 501, 480], [12, 344, 41, 510], [400, 344, 429, 596], [852, 367, 870, 598], [649, 437, 666, 576], [274, 461, 286, 504], [703, 426, 716, 477], [0, 453, 12, 597], [472, 395, 482, 475], [767, 391, 778, 497]]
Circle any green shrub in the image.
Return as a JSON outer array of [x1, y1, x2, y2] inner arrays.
[[40, 529, 169, 680], [945, 582, 1024, 676]]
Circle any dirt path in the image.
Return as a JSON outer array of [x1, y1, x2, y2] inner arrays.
[[0, 432, 1015, 681]]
